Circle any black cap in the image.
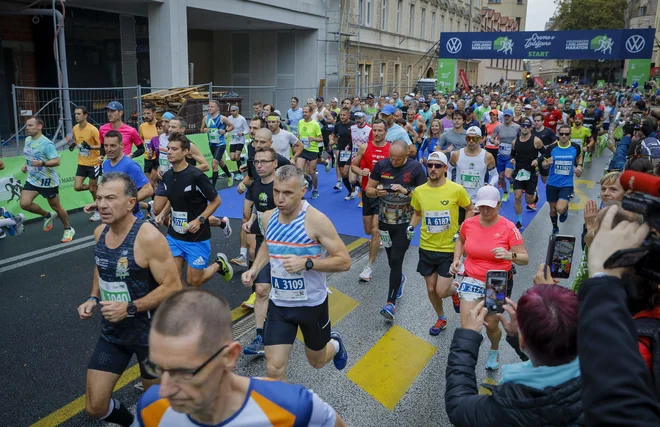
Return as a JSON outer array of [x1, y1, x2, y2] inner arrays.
[[316, 96, 324, 102], [465, 107, 474, 114], [367, 94, 375, 99]]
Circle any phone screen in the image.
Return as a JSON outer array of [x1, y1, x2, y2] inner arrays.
[[547, 235, 576, 279], [485, 271, 508, 314]]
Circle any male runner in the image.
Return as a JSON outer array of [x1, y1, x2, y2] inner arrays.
[[99, 101, 143, 159], [351, 119, 388, 281], [140, 104, 160, 186], [491, 109, 520, 202], [133, 288, 347, 426], [332, 108, 358, 199], [571, 113, 594, 164], [224, 106, 249, 183], [532, 112, 557, 184], [154, 132, 233, 287], [77, 172, 182, 426], [349, 111, 373, 207], [366, 140, 426, 320], [69, 106, 102, 222], [542, 98, 563, 133], [510, 117, 545, 229], [295, 105, 324, 199], [410, 151, 474, 335], [19, 116, 74, 242], [200, 100, 234, 187], [542, 124, 583, 235], [242, 165, 350, 381], [314, 97, 335, 171], [287, 97, 304, 135], [268, 112, 300, 160], [380, 104, 414, 157], [438, 110, 467, 155]]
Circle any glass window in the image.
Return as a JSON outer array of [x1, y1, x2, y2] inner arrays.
[[431, 12, 436, 38], [381, 0, 388, 30], [409, 5, 415, 36], [421, 8, 426, 39]]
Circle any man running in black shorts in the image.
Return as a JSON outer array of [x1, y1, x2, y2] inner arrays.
[[70, 106, 102, 222]]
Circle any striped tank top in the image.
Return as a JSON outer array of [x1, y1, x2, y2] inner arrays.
[[265, 201, 327, 307]]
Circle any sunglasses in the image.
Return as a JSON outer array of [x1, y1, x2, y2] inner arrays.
[[427, 163, 445, 169], [559, 132, 570, 136], [521, 123, 532, 128], [466, 136, 481, 141]]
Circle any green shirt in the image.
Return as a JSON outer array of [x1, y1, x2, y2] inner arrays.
[[297, 119, 322, 152]]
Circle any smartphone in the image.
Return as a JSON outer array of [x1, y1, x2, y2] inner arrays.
[[381, 184, 393, 191], [485, 270, 508, 314], [545, 235, 576, 279]]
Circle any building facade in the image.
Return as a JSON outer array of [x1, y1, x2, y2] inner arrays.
[[477, 7, 524, 85], [626, 0, 659, 65], [483, 0, 527, 33]]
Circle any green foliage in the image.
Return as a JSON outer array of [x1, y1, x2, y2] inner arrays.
[[552, 0, 626, 31]]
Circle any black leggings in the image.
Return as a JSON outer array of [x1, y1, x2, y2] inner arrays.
[[380, 222, 411, 305]]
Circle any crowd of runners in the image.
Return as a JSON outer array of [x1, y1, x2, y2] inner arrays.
[[3, 81, 660, 426]]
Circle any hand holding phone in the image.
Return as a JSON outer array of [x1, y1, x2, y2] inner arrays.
[[545, 235, 576, 279], [485, 270, 508, 314]]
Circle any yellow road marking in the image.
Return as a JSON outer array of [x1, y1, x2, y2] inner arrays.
[[346, 325, 437, 410], [345, 238, 368, 253], [569, 179, 596, 211], [296, 286, 359, 342]]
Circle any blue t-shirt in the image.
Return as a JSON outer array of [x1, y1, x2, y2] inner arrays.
[[102, 155, 150, 218], [24, 135, 60, 188], [545, 142, 581, 188], [386, 123, 412, 145]]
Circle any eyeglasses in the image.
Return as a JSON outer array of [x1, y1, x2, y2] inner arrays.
[[143, 344, 228, 382], [520, 124, 532, 128], [427, 163, 445, 169], [253, 159, 276, 165], [559, 132, 570, 136]]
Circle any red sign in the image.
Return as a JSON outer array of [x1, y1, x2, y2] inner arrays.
[[534, 77, 545, 87], [651, 67, 660, 77], [459, 69, 470, 91]]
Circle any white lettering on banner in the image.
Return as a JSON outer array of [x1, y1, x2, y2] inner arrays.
[[524, 33, 555, 49], [566, 40, 589, 50], [471, 41, 492, 51]]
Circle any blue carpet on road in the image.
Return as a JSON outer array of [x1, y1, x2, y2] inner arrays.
[[213, 164, 546, 246]]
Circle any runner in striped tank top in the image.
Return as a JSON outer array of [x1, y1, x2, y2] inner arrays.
[[241, 165, 351, 381]]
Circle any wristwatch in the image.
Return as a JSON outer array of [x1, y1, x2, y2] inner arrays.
[[127, 302, 137, 316], [305, 258, 314, 271], [198, 215, 206, 224], [511, 252, 517, 260]]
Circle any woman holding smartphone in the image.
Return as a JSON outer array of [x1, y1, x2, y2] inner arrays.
[[450, 185, 529, 370]]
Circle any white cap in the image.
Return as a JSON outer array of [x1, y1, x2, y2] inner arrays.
[[524, 104, 532, 109], [475, 185, 501, 208], [466, 126, 482, 137], [427, 151, 448, 165]]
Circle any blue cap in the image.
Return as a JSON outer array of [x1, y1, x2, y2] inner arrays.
[[381, 105, 397, 115], [162, 112, 175, 120], [105, 101, 124, 111], [503, 108, 514, 116]]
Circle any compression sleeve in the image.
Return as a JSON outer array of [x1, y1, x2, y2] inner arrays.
[[488, 167, 498, 186], [132, 144, 145, 158]]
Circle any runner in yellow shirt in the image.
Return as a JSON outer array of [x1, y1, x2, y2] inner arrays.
[[140, 104, 160, 184], [409, 151, 474, 335], [70, 106, 102, 221]]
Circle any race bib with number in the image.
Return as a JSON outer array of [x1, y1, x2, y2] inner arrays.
[[515, 169, 531, 181], [257, 211, 265, 235], [499, 143, 512, 156], [460, 171, 481, 189], [301, 137, 310, 149], [171, 210, 188, 234], [555, 160, 572, 175], [79, 146, 90, 157], [570, 138, 583, 146], [339, 151, 351, 162], [208, 128, 220, 145], [457, 276, 486, 299], [99, 278, 132, 302], [379, 230, 392, 248], [159, 152, 171, 172], [424, 210, 451, 233], [271, 266, 308, 301]]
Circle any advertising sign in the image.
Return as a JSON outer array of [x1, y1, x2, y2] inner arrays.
[[627, 59, 651, 86], [436, 58, 457, 90]]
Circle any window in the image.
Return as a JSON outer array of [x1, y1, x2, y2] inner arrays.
[[358, 0, 364, 24], [440, 14, 445, 32], [409, 4, 415, 36], [431, 12, 436, 38], [449, 17, 453, 32], [381, 0, 388, 30], [358, 64, 364, 96], [396, 0, 402, 32], [394, 63, 401, 92], [366, 0, 373, 26], [365, 64, 372, 94], [420, 8, 426, 38], [517, 0, 523, 4], [407, 64, 412, 91], [380, 63, 386, 92], [639, 6, 647, 16], [457, 20, 461, 32], [464, 22, 468, 32], [488, 0, 501, 3]]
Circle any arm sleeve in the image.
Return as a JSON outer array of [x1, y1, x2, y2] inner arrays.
[[487, 167, 498, 186], [132, 144, 145, 158]]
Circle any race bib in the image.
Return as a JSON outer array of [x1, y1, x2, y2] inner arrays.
[[499, 143, 512, 156], [171, 209, 188, 234], [339, 150, 351, 162], [424, 210, 450, 233], [257, 211, 265, 235], [555, 160, 572, 175], [460, 170, 481, 189], [570, 138, 582, 146], [79, 146, 90, 157], [271, 266, 308, 301], [515, 169, 531, 181], [99, 278, 132, 302], [208, 128, 220, 145], [159, 152, 171, 172], [301, 137, 310, 149], [457, 276, 485, 299], [379, 230, 392, 248]]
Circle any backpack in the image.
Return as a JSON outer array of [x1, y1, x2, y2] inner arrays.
[[634, 317, 660, 399], [641, 137, 660, 166]]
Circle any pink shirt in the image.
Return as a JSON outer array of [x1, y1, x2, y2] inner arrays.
[[460, 215, 524, 282], [99, 123, 142, 156]]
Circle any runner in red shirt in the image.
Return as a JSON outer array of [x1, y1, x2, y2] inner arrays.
[[542, 98, 563, 134]]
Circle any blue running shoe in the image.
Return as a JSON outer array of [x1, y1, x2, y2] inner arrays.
[[380, 302, 396, 320], [396, 274, 406, 299], [559, 211, 568, 223], [330, 330, 348, 370], [429, 317, 448, 336], [486, 350, 500, 370], [243, 334, 265, 356]]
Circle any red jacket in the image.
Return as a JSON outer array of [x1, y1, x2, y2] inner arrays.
[[634, 307, 660, 371]]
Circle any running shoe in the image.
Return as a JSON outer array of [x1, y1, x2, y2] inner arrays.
[[231, 254, 249, 267], [526, 203, 537, 212], [552, 225, 559, 235], [325, 159, 331, 172], [429, 317, 448, 336], [334, 181, 342, 191], [61, 227, 75, 243], [358, 199, 363, 208], [396, 274, 406, 299], [559, 211, 568, 223], [501, 192, 509, 202], [311, 190, 320, 199], [509, 183, 514, 193], [344, 191, 356, 201], [242, 292, 256, 309], [350, 188, 359, 199], [330, 330, 348, 370], [243, 334, 265, 356], [451, 283, 460, 313], [515, 221, 523, 230], [486, 350, 500, 370], [43, 211, 57, 232], [380, 302, 396, 320], [13, 213, 26, 236], [359, 266, 373, 282], [234, 173, 244, 182], [216, 253, 234, 281], [90, 210, 102, 222], [221, 216, 232, 237]]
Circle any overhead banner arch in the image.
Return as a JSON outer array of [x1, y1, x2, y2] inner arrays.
[[438, 29, 654, 60]]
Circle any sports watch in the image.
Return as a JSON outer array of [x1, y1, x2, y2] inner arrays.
[[305, 258, 314, 271], [127, 302, 137, 317], [198, 215, 206, 224]]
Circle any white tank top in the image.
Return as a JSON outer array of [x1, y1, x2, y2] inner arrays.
[[455, 148, 488, 203]]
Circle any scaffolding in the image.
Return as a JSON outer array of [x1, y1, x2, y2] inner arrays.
[[324, 0, 361, 100]]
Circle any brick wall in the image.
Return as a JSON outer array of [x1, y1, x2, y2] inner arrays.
[[1, 15, 34, 42]]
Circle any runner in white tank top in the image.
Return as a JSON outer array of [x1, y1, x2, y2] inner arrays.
[[448, 126, 498, 203]]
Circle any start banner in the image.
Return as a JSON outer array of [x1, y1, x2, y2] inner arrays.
[[439, 29, 654, 60]]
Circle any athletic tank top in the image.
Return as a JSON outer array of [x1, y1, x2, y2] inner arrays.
[[350, 123, 372, 159], [455, 148, 487, 203], [266, 201, 327, 307], [512, 135, 539, 172], [94, 219, 158, 346], [359, 141, 391, 189], [158, 134, 171, 173], [205, 114, 226, 146]]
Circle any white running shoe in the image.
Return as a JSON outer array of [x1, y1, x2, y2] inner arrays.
[[359, 266, 373, 282], [231, 254, 249, 267], [222, 216, 232, 237], [90, 210, 102, 222]]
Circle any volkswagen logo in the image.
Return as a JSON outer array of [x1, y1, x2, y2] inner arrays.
[[626, 35, 645, 53], [446, 38, 462, 54]]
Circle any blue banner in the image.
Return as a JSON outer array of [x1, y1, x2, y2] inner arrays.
[[439, 29, 655, 60]]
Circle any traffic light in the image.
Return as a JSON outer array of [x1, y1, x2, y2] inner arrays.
[[525, 71, 531, 79]]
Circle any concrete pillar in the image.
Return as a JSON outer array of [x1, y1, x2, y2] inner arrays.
[[148, 0, 188, 87]]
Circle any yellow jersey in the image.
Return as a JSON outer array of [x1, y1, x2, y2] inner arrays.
[[72, 123, 101, 167], [140, 122, 159, 160]]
